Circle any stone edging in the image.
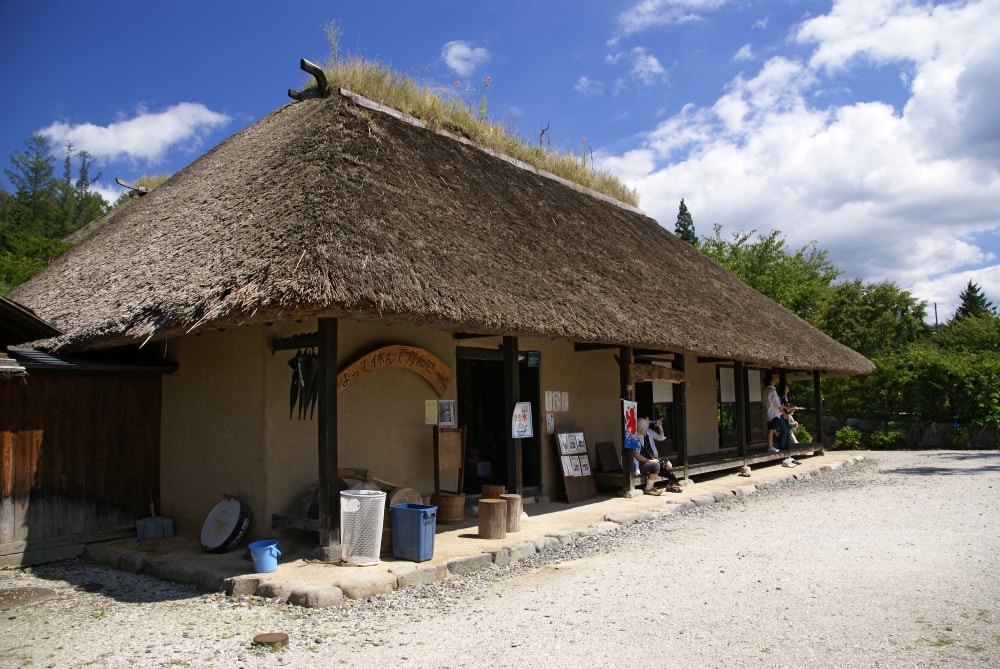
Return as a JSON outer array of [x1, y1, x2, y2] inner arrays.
[[85, 455, 866, 608]]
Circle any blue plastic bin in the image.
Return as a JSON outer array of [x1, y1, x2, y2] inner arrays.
[[390, 503, 437, 562]]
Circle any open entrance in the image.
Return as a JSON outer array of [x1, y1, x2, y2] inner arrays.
[[456, 347, 541, 495], [633, 380, 679, 460]]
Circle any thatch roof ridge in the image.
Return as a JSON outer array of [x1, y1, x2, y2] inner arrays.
[[10, 90, 872, 376], [337, 88, 644, 216]]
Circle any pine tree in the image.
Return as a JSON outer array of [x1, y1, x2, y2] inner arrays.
[[955, 280, 996, 319], [674, 199, 697, 246], [3, 134, 57, 235]]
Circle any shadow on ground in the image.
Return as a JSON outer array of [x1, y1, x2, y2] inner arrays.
[[879, 449, 1000, 476]]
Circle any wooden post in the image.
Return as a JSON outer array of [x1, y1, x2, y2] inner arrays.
[[734, 360, 747, 457], [317, 317, 339, 552], [674, 353, 689, 477], [478, 499, 507, 539], [813, 370, 824, 451], [503, 336, 522, 495], [481, 484, 505, 499], [500, 493, 522, 533], [619, 345, 632, 495]]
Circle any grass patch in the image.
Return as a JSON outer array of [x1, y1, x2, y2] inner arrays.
[[315, 22, 638, 208]]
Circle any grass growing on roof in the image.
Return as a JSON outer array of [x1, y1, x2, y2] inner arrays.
[[316, 22, 638, 208]]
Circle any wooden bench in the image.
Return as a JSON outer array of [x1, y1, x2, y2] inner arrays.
[[592, 441, 682, 493]]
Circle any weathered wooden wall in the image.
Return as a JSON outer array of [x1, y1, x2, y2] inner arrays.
[[0, 370, 161, 564]]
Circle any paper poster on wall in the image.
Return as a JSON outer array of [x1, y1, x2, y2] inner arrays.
[[579, 456, 592, 476], [545, 391, 553, 412], [551, 391, 563, 412], [561, 455, 573, 476], [561, 392, 569, 412], [623, 400, 639, 450], [570, 456, 583, 477], [425, 400, 439, 425], [546, 413, 555, 434], [512, 401, 533, 438]]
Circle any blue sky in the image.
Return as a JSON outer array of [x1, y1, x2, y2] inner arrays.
[[2, 0, 998, 321]]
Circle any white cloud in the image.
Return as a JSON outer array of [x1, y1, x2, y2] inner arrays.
[[574, 76, 605, 96], [605, 0, 1000, 316], [734, 44, 754, 61], [441, 40, 490, 78], [612, 0, 731, 43], [629, 46, 667, 85], [40, 103, 230, 164]]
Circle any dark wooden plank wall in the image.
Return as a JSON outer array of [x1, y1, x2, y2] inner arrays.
[[0, 370, 161, 551]]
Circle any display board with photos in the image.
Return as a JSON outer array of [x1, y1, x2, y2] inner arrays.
[[553, 429, 597, 503]]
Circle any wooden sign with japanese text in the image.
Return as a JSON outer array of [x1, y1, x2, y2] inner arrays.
[[338, 345, 453, 397], [629, 363, 685, 384]]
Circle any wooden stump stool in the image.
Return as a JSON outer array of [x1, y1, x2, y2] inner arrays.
[[481, 484, 506, 499], [478, 498, 507, 539], [500, 493, 522, 533]]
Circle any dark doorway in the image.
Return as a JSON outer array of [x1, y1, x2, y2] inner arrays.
[[456, 348, 541, 495]]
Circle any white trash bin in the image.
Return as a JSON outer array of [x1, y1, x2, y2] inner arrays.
[[340, 489, 386, 566]]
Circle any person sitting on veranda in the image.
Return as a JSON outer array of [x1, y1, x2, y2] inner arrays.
[[635, 418, 683, 494], [779, 383, 798, 448]]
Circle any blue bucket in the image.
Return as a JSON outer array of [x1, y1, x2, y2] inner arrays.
[[248, 539, 281, 573]]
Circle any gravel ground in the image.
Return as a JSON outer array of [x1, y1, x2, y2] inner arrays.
[[2, 449, 998, 669]]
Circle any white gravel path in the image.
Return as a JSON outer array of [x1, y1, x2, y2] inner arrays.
[[2, 449, 998, 669]]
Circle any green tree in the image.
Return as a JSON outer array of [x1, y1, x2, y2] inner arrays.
[[699, 224, 839, 324], [1, 134, 108, 293], [954, 280, 996, 319], [0, 232, 72, 295], [817, 279, 932, 359], [935, 313, 1000, 353], [3, 134, 57, 235], [674, 199, 697, 246]]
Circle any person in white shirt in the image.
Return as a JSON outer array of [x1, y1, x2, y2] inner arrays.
[[763, 374, 783, 453]]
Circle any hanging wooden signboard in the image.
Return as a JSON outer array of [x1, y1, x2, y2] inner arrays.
[[338, 345, 453, 396], [629, 363, 685, 384]]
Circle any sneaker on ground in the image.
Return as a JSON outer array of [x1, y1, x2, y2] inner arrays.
[[766, 446, 779, 453]]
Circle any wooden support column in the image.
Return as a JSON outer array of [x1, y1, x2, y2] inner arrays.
[[813, 371, 824, 451], [317, 317, 339, 550], [503, 336, 522, 495], [619, 345, 633, 495], [734, 360, 747, 457], [673, 353, 689, 475]]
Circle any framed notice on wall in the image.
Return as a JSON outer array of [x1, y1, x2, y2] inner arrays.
[[438, 400, 457, 427], [552, 428, 597, 503]]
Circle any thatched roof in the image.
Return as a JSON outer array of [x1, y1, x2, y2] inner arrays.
[[10, 90, 873, 376]]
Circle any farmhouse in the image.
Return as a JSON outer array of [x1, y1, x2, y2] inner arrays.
[[5, 76, 873, 562]]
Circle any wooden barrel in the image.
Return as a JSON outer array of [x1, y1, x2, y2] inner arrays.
[[432, 492, 466, 524]]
